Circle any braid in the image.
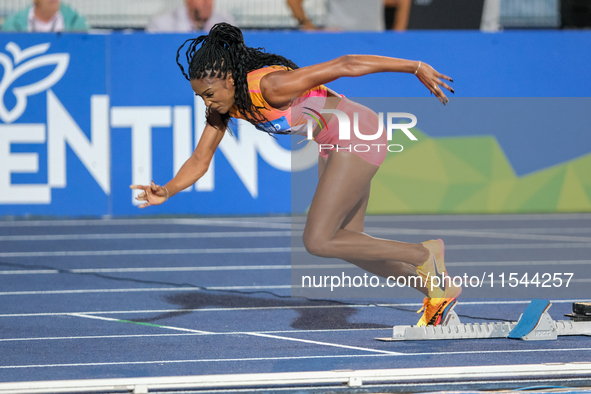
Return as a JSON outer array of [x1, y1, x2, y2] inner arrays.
[[176, 23, 299, 133]]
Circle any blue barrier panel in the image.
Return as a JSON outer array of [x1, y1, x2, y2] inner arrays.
[[0, 34, 108, 216], [0, 31, 590, 216]]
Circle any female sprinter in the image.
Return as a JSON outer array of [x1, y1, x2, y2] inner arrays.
[[131, 23, 461, 327]]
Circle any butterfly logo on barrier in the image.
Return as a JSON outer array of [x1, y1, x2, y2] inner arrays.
[[0, 42, 69, 124]]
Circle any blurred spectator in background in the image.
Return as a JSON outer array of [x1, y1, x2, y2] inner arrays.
[[147, 0, 234, 32], [481, 0, 501, 31], [384, 0, 411, 31], [1, 0, 87, 32], [287, 0, 385, 31]]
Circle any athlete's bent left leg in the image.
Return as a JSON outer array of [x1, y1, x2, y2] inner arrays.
[[311, 153, 429, 295], [304, 150, 461, 324], [303, 150, 428, 270]]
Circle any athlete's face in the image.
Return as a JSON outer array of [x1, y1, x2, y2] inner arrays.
[[191, 74, 236, 115]]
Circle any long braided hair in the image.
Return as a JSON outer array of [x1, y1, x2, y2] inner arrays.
[[176, 23, 298, 132]]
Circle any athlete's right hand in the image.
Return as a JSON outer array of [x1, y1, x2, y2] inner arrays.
[[414, 62, 454, 105], [130, 181, 168, 208]]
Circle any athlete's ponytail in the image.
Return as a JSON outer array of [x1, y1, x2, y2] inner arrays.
[[208, 22, 245, 51], [176, 23, 299, 132]]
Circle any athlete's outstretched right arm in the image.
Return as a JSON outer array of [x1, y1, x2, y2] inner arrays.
[[130, 109, 226, 208]]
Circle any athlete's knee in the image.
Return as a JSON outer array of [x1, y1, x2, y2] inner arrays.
[[302, 233, 331, 258]]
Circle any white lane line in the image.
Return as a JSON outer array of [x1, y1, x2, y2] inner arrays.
[[244, 332, 401, 355], [494, 228, 591, 234], [290, 243, 591, 251], [446, 243, 591, 250], [0, 264, 350, 275], [405, 348, 591, 357], [292, 243, 591, 251], [2, 299, 589, 318], [8, 282, 590, 297], [0, 285, 291, 296], [0, 231, 292, 242], [0, 247, 297, 258], [69, 315, 401, 356], [2, 260, 589, 275], [0, 328, 390, 342], [447, 259, 591, 267], [362, 213, 591, 221], [2, 347, 591, 369], [3, 228, 589, 242], [0, 305, 374, 317], [0, 355, 380, 369], [69, 313, 212, 334], [0, 218, 296, 230], [365, 227, 591, 243], [1, 214, 589, 228], [2, 243, 590, 258], [0, 333, 202, 342]]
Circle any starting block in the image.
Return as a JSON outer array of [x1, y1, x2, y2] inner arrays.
[[377, 300, 591, 342]]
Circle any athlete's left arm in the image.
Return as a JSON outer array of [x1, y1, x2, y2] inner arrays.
[[260, 55, 453, 107]]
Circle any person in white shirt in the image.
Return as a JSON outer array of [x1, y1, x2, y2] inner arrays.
[[147, 0, 235, 32], [1, 0, 87, 32]]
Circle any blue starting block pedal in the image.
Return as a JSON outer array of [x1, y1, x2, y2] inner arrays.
[[377, 300, 591, 341], [508, 299, 553, 340]]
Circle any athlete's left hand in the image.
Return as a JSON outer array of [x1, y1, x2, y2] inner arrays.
[[130, 181, 168, 208], [414, 62, 454, 105]]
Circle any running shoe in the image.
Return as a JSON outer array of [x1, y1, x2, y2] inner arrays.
[[416, 239, 461, 299], [416, 296, 458, 326], [415, 239, 462, 326]]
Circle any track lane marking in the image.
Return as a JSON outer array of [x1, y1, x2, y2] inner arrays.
[[0, 218, 296, 229], [3, 280, 591, 296], [2, 243, 590, 258], [1, 213, 590, 229], [2, 299, 589, 318], [0, 285, 292, 296], [69, 314, 402, 356], [244, 332, 401, 355], [69, 313, 212, 334], [0, 231, 292, 241], [365, 227, 591, 243], [0, 247, 295, 258], [2, 228, 589, 242], [1, 260, 588, 275], [446, 243, 591, 250], [2, 347, 591, 369], [0, 264, 349, 275], [0, 328, 391, 342]]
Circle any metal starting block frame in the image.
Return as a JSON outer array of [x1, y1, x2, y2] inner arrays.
[[378, 300, 591, 341]]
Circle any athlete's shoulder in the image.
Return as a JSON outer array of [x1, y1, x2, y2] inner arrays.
[[246, 66, 288, 91], [248, 65, 288, 79]]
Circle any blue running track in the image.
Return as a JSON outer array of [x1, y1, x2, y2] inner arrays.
[[0, 214, 590, 393]]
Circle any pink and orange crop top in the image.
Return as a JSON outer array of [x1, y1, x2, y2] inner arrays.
[[228, 66, 328, 135]]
